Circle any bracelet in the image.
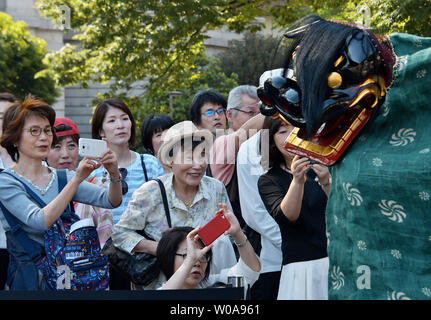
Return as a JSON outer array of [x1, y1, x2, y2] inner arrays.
[[318, 177, 332, 188], [234, 236, 248, 248], [109, 176, 122, 183]]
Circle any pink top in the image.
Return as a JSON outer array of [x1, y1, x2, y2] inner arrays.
[[73, 176, 113, 248], [209, 130, 237, 185]]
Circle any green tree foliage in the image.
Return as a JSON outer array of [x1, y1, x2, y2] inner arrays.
[[33, 0, 430, 113], [217, 32, 288, 87], [92, 53, 238, 134], [268, 0, 431, 37], [0, 12, 59, 104], [139, 54, 238, 123], [35, 0, 265, 97]]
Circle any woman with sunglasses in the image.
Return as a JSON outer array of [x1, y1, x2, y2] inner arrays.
[[0, 96, 122, 290], [157, 203, 261, 290], [90, 98, 165, 289], [45, 117, 113, 248], [91, 98, 165, 224]]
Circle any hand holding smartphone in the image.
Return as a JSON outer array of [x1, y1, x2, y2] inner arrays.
[[198, 209, 231, 246]]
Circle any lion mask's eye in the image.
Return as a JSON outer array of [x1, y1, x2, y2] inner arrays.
[[328, 72, 342, 89]]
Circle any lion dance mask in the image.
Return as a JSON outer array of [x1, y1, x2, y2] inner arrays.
[[258, 15, 396, 165], [258, 15, 431, 300]]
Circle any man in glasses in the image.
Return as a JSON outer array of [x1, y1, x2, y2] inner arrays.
[[188, 89, 227, 137], [209, 85, 266, 230]]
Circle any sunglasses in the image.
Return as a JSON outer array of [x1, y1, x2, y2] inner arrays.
[[119, 168, 128, 195], [202, 108, 225, 117]]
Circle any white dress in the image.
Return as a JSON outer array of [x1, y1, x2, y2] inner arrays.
[[277, 257, 329, 300]]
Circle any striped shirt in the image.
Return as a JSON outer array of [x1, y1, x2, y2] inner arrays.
[[92, 151, 165, 224]]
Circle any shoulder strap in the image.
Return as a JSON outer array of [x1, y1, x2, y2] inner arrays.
[[205, 164, 213, 177], [0, 171, 44, 263], [1, 171, 46, 207], [152, 178, 171, 228], [140, 154, 149, 182], [56, 169, 73, 215]]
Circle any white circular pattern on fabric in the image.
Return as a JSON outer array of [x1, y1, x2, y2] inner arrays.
[[343, 183, 363, 206], [378, 200, 406, 223], [389, 128, 416, 147], [331, 266, 345, 290]]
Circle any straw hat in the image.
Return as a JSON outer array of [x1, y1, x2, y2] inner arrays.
[[157, 120, 213, 169]]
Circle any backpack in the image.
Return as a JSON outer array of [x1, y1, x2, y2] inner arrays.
[[0, 169, 109, 290]]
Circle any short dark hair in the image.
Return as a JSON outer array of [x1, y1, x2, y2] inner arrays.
[[91, 98, 136, 146], [156, 226, 212, 283], [1, 95, 57, 162], [0, 92, 18, 103], [188, 89, 227, 125], [140, 114, 174, 155]]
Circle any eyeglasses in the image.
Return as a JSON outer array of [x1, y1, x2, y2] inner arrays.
[[119, 168, 128, 195], [175, 252, 211, 263], [24, 126, 54, 136], [230, 108, 259, 117], [201, 108, 225, 117]]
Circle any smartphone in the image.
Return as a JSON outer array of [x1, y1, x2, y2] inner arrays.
[[198, 209, 231, 246], [78, 138, 107, 158]]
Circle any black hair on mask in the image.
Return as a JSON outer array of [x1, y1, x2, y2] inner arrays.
[[283, 15, 359, 138]]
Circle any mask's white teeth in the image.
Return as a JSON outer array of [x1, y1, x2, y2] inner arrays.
[[316, 123, 326, 135]]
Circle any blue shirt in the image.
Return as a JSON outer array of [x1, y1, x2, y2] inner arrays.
[[0, 167, 114, 245], [92, 151, 165, 224]]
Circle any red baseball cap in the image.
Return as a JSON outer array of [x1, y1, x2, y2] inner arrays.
[[54, 117, 80, 137]]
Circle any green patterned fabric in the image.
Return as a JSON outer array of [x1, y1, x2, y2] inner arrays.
[[327, 33, 431, 300]]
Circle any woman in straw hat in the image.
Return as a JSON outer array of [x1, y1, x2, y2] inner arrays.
[[112, 121, 237, 289]]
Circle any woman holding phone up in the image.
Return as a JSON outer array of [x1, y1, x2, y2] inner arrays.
[[90, 98, 165, 289], [0, 96, 122, 290], [91, 98, 165, 225], [258, 119, 330, 300], [157, 203, 261, 290]]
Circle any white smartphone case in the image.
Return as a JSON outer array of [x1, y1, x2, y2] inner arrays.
[[78, 138, 107, 158]]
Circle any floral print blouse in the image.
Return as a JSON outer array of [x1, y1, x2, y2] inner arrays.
[[112, 172, 237, 275]]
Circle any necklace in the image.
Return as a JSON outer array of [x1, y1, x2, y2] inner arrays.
[[11, 166, 55, 195], [183, 200, 191, 207], [176, 191, 195, 208]]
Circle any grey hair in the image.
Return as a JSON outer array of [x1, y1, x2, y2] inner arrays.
[[227, 85, 258, 116]]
